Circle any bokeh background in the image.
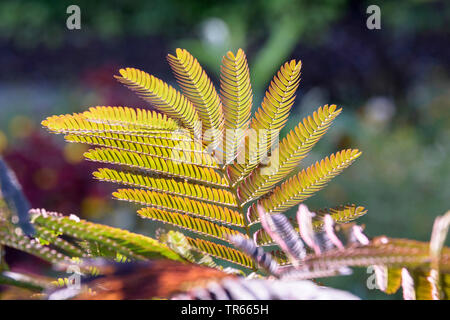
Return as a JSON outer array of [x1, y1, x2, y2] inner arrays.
[[0, 0, 449, 299]]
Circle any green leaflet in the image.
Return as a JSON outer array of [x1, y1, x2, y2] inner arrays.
[[30, 209, 183, 262]]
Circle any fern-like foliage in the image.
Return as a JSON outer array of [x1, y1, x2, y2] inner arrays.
[[228, 60, 302, 185], [236, 204, 450, 300], [2, 48, 447, 299], [45, 205, 450, 300], [238, 105, 343, 204], [0, 182, 185, 291], [0, 210, 187, 296], [30, 209, 183, 262], [167, 49, 224, 148], [41, 48, 364, 274], [220, 49, 252, 164], [114, 69, 202, 138]]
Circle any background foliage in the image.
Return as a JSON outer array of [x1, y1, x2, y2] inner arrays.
[[0, 0, 449, 299]]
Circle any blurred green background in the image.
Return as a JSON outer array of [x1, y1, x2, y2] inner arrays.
[[0, 0, 449, 299]]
